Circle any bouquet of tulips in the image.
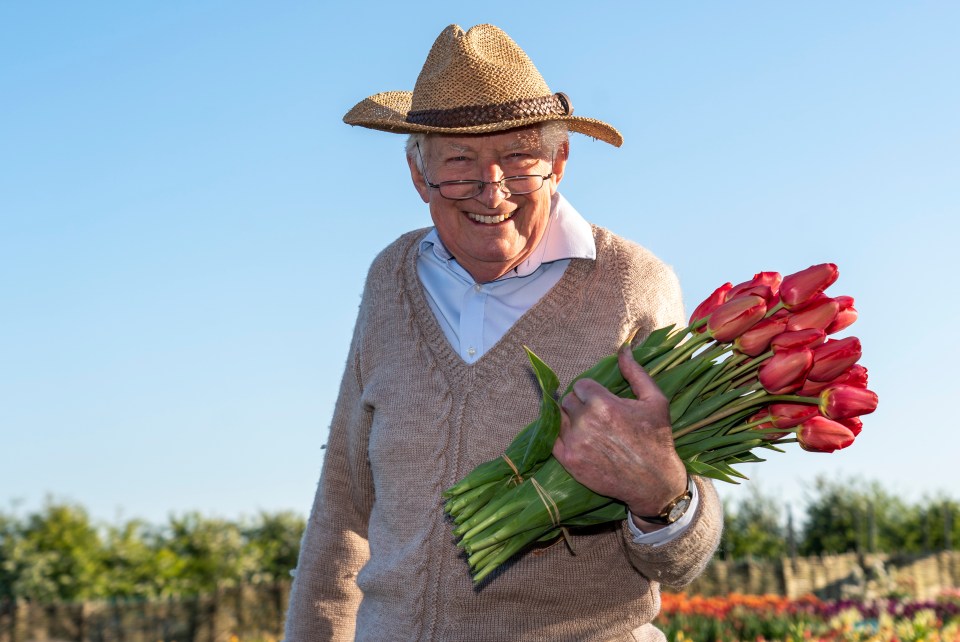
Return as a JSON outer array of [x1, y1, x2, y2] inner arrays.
[[444, 263, 879, 583]]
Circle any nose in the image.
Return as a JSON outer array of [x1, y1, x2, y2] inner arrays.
[[475, 181, 507, 208], [474, 162, 507, 208]]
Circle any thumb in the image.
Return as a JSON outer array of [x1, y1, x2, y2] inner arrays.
[[618, 343, 663, 402]]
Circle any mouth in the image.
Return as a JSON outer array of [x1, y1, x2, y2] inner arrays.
[[464, 210, 516, 225]]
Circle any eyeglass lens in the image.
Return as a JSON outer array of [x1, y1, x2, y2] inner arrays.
[[439, 176, 545, 200]]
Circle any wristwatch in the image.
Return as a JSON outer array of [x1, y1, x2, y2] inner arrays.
[[635, 485, 693, 525]]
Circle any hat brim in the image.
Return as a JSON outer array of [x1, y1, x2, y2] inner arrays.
[[343, 91, 623, 148]]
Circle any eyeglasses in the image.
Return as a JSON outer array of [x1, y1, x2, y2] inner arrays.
[[416, 142, 553, 200]]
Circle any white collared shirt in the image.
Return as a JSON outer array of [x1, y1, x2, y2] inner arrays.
[[416, 192, 697, 545], [417, 192, 595, 363]]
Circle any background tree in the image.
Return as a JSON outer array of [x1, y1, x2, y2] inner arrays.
[[720, 484, 788, 559], [799, 476, 914, 555], [0, 500, 106, 601], [243, 510, 306, 583], [155, 512, 252, 596]]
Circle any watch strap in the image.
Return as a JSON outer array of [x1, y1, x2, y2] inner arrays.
[[635, 484, 693, 525]]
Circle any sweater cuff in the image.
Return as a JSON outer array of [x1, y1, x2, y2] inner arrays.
[[625, 478, 699, 546]]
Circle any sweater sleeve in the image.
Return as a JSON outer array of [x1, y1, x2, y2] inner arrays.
[[621, 475, 723, 588], [284, 303, 375, 642]]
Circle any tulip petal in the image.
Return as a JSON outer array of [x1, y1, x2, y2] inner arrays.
[[809, 337, 862, 382], [759, 347, 814, 394], [798, 416, 856, 452], [708, 295, 767, 343], [781, 263, 839, 308], [819, 384, 879, 420]]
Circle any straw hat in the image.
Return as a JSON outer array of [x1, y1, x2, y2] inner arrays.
[[343, 24, 623, 147]]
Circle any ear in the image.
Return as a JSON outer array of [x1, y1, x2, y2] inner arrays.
[[408, 154, 431, 204], [548, 140, 569, 194]]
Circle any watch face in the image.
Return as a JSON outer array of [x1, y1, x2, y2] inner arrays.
[[667, 497, 691, 523]]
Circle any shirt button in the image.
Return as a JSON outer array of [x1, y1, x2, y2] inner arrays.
[[467, 347, 477, 356], [473, 284, 483, 292]]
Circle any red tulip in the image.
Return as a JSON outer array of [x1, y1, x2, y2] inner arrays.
[[734, 316, 789, 357], [798, 416, 856, 453], [799, 364, 868, 396], [835, 364, 869, 388], [728, 285, 776, 306], [707, 295, 767, 343], [728, 272, 782, 305], [767, 403, 820, 428], [819, 384, 879, 420], [771, 328, 826, 352], [729, 271, 782, 297], [759, 347, 814, 394], [808, 337, 862, 382], [786, 297, 840, 332], [781, 263, 839, 308], [748, 410, 788, 440], [826, 295, 858, 334], [689, 282, 733, 329], [838, 416, 863, 437]]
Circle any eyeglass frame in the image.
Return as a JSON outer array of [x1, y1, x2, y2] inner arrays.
[[415, 142, 554, 201]]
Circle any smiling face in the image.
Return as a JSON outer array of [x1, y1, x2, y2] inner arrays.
[[408, 127, 568, 283]]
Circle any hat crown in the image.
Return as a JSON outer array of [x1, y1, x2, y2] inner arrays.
[[411, 24, 552, 112]]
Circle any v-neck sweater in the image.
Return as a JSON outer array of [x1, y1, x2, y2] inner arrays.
[[285, 226, 723, 642]]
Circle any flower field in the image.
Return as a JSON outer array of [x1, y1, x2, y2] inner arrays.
[[656, 592, 960, 641]]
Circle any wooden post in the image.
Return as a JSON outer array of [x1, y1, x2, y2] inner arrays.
[[945, 501, 953, 551]]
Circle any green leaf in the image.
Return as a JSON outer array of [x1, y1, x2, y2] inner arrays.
[[518, 348, 563, 471], [564, 352, 624, 396], [669, 361, 725, 424], [672, 387, 761, 430], [709, 459, 751, 481], [683, 458, 742, 484], [651, 356, 711, 400]]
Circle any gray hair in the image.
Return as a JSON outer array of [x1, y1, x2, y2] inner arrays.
[[406, 122, 569, 174]]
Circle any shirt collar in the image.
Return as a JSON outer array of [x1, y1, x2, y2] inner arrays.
[[417, 192, 596, 281]]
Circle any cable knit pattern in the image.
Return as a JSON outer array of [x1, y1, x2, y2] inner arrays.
[[285, 226, 723, 642]]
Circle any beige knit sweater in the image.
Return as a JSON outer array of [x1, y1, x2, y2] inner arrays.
[[285, 226, 722, 642]]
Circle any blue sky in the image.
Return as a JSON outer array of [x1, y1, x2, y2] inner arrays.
[[2, 2, 957, 525]]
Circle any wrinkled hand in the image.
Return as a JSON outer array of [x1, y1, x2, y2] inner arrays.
[[553, 344, 688, 528]]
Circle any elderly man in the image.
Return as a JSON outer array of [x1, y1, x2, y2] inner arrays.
[[285, 24, 722, 642]]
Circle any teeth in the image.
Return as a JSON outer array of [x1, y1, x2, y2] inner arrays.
[[466, 211, 514, 225]]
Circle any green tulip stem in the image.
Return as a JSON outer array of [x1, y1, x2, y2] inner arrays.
[[696, 342, 736, 366], [701, 350, 773, 395], [647, 332, 712, 377], [724, 416, 775, 435], [765, 394, 820, 405], [765, 301, 786, 317], [672, 387, 769, 438]]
